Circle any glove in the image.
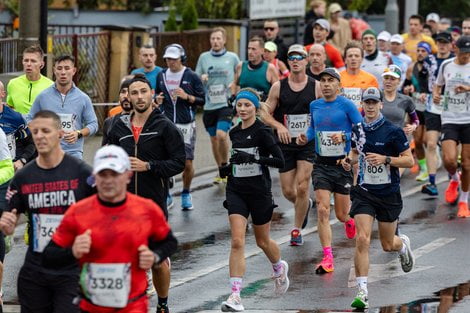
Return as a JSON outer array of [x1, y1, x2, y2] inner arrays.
[[228, 94, 236, 108], [219, 164, 232, 178], [230, 150, 255, 164]]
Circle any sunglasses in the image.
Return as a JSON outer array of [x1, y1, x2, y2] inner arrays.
[[264, 27, 275, 31], [287, 55, 305, 61]]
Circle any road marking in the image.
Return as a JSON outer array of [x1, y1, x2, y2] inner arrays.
[[347, 237, 455, 287]]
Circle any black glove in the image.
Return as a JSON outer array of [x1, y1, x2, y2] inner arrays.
[[228, 94, 236, 108], [230, 150, 255, 164], [219, 164, 232, 178]]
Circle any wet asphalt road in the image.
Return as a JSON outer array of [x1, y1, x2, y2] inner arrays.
[[3, 167, 470, 313]]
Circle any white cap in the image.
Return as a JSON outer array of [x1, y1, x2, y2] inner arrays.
[[426, 13, 440, 23], [377, 31, 391, 41], [390, 34, 404, 44], [314, 19, 330, 33], [163, 46, 183, 59], [93, 145, 131, 174]]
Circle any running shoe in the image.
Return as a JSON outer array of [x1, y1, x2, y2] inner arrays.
[[221, 293, 244, 312], [399, 234, 415, 273], [301, 198, 313, 229], [351, 289, 369, 309], [415, 170, 429, 182], [445, 180, 459, 204], [457, 202, 470, 218], [272, 260, 290, 295], [315, 255, 334, 274], [421, 184, 438, 196], [166, 194, 174, 210], [146, 270, 156, 296], [213, 175, 223, 184], [344, 218, 356, 239], [289, 229, 303, 246], [410, 162, 420, 174], [156, 303, 169, 313], [181, 192, 193, 211]]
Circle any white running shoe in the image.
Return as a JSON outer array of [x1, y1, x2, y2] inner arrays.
[[221, 293, 244, 312], [273, 260, 290, 295], [399, 234, 415, 273], [145, 269, 156, 296]]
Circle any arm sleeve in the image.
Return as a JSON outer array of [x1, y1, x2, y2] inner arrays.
[[258, 143, 285, 168], [149, 230, 178, 264], [42, 240, 77, 268], [82, 97, 98, 135], [408, 111, 419, 126]]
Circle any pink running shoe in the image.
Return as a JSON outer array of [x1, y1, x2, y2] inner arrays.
[[315, 255, 334, 274], [345, 218, 356, 239]]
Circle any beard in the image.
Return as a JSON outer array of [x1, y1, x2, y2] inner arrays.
[[134, 102, 151, 113]]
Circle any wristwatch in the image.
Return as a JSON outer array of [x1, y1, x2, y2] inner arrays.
[[76, 130, 83, 139], [19, 158, 27, 165], [146, 162, 151, 171], [384, 156, 391, 165], [152, 252, 161, 268]]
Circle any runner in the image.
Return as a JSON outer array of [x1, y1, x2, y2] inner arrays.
[[377, 31, 391, 53], [130, 44, 162, 91], [261, 44, 322, 246], [107, 75, 186, 312], [340, 41, 379, 109], [402, 14, 437, 62], [43, 145, 178, 313], [297, 68, 363, 274], [433, 36, 470, 217], [389, 34, 412, 88], [233, 36, 279, 101], [0, 110, 94, 313], [422, 32, 454, 196], [6, 45, 53, 114], [26, 54, 98, 160], [195, 27, 240, 184], [263, 41, 290, 79], [344, 87, 415, 310], [219, 88, 288, 312], [155, 43, 205, 210], [306, 44, 326, 81], [0, 128, 13, 309], [360, 29, 393, 89]]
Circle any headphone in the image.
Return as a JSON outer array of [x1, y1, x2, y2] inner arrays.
[[163, 43, 187, 63]]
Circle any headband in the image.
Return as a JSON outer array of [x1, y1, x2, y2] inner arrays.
[[417, 41, 431, 54], [235, 90, 260, 108]]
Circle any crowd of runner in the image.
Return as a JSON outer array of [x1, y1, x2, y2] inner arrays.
[[0, 5, 468, 312]]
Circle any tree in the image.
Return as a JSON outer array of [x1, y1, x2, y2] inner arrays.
[[164, 0, 178, 32], [180, 0, 198, 31]]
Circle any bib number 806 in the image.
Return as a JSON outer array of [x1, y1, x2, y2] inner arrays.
[[367, 165, 384, 174]]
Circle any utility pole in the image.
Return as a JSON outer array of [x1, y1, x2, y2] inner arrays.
[[404, 0, 419, 32], [18, 0, 41, 52], [385, 0, 399, 34]]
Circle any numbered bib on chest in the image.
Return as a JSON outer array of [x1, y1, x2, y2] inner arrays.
[[32, 214, 63, 253], [208, 84, 227, 104], [412, 93, 426, 112], [284, 114, 309, 138], [81, 263, 131, 308], [362, 159, 391, 185], [343, 88, 362, 108], [175, 122, 194, 145], [445, 78, 468, 113], [317, 131, 345, 157], [6, 133, 16, 159], [232, 147, 262, 177], [57, 113, 75, 132]]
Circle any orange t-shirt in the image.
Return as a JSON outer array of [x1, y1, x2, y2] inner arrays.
[[340, 70, 379, 109], [108, 106, 123, 117]]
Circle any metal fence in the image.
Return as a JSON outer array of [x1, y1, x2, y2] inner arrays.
[[0, 38, 20, 73]]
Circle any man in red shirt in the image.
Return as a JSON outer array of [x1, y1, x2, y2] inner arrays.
[[43, 145, 178, 313], [304, 19, 345, 70]]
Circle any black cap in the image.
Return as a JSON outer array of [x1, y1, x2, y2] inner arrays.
[[456, 36, 470, 53], [319, 67, 341, 81], [435, 32, 452, 43]]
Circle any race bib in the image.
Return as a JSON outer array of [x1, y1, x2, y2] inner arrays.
[[412, 93, 427, 112], [208, 84, 227, 104], [32, 214, 64, 253], [317, 131, 345, 157], [342, 88, 362, 108], [57, 113, 74, 131], [232, 147, 262, 177], [362, 159, 391, 185], [175, 122, 194, 145], [284, 114, 309, 138], [80, 263, 131, 308], [6, 133, 15, 159]]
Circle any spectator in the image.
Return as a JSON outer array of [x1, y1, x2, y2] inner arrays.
[[402, 14, 437, 62], [426, 13, 440, 35], [377, 31, 391, 52], [327, 3, 352, 52], [263, 20, 288, 65], [304, 0, 326, 45], [263, 41, 289, 79]]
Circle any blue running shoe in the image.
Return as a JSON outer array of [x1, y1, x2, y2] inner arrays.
[[421, 183, 438, 196], [181, 192, 193, 211], [166, 194, 174, 210], [289, 229, 303, 246]]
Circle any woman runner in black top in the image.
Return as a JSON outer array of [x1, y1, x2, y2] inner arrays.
[[219, 88, 289, 312]]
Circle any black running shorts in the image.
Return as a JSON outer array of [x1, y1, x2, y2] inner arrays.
[[226, 189, 276, 225], [349, 186, 403, 222], [312, 163, 353, 195]]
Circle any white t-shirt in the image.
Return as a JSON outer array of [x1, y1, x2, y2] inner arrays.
[[163, 67, 186, 104], [361, 51, 391, 89], [436, 58, 470, 125]]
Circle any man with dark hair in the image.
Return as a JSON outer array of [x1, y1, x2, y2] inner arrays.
[[131, 45, 162, 91], [6, 45, 53, 114], [263, 19, 289, 64], [26, 54, 98, 160], [0, 110, 94, 313], [402, 14, 437, 62]]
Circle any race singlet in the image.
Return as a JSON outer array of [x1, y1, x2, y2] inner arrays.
[[57, 113, 75, 132], [32, 213, 64, 253], [175, 122, 195, 144], [6, 133, 16, 159], [80, 263, 131, 308], [232, 147, 262, 177], [444, 78, 468, 113], [208, 84, 227, 104], [342, 88, 362, 108], [362, 159, 391, 185], [317, 131, 345, 157], [284, 114, 310, 138]]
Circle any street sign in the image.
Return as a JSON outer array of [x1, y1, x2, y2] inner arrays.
[[249, 0, 305, 20]]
